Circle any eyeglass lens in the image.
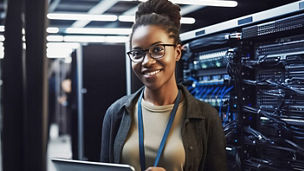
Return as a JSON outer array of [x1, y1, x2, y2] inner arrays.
[[129, 44, 165, 61]]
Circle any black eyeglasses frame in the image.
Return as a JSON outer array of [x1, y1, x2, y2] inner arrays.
[[127, 43, 176, 63]]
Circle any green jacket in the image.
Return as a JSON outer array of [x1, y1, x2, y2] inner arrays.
[[100, 84, 227, 171]]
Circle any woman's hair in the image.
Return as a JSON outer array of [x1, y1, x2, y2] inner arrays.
[[130, 0, 181, 45]]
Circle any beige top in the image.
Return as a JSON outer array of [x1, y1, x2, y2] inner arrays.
[[121, 97, 186, 171]]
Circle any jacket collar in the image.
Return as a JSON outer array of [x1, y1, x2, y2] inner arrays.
[[124, 84, 205, 120], [124, 86, 144, 115]]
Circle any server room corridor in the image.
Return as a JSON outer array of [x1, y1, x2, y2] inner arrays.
[[1, 0, 304, 171]]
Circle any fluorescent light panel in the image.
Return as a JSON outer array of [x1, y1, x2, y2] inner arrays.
[[65, 28, 131, 35], [0, 26, 60, 34], [47, 13, 118, 21], [118, 15, 135, 22], [118, 16, 195, 24], [47, 42, 80, 58], [63, 35, 106, 42], [172, 0, 237, 7], [47, 27, 60, 33], [180, 17, 196, 24], [0, 43, 3, 59], [47, 35, 129, 43], [63, 35, 128, 43], [47, 42, 80, 49], [47, 35, 64, 41], [0, 35, 4, 41], [138, 0, 238, 7], [47, 14, 196, 24], [0, 26, 4, 32]]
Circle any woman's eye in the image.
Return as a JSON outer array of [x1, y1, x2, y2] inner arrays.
[[132, 51, 143, 58], [152, 46, 164, 53]]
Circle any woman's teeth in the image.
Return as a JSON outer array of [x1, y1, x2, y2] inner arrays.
[[146, 70, 160, 76]]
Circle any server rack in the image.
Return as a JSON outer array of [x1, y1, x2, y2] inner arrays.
[[180, 1, 304, 170]]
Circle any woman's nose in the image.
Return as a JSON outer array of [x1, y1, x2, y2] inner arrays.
[[142, 52, 156, 66]]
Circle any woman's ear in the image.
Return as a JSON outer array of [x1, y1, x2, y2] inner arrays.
[[175, 44, 182, 62]]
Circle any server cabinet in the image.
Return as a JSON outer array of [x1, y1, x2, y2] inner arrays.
[[82, 44, 126, 161], [180, 1, 304, 170]]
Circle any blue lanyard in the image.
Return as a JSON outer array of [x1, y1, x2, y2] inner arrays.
[[137, 89, 181, 171]]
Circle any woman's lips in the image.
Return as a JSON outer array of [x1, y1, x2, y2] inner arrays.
[[142, 69, 161, 78]]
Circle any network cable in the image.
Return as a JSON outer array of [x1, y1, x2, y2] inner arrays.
[[202, 87, 214, 99], [219, 86, 233, 116]]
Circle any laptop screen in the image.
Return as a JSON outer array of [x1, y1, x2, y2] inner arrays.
[[52, 158, 135, 171]]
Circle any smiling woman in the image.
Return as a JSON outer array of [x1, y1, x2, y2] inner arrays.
[[100, 0, 227, 171], [130, 25, 180, 92]]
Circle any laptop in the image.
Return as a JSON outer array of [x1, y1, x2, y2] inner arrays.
[[51, 158, 135, 171]]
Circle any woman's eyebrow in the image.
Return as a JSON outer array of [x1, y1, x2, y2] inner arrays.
[[131, 41, 163, 50], [150, 41, 163, 46]]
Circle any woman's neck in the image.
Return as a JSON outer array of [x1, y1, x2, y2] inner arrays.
[[143, 84, 179, 106]]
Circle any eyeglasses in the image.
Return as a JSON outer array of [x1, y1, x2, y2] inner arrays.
[[127, 43, 176, 63]]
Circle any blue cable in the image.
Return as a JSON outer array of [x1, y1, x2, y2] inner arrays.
[[209, 86, 219, 106], [202, 87, 214, 100], [218, 86, 226, 118], [223, 86, 234, 97], [197, 87, 206, 99], [225, 104, 230, 123], [214, 86, 223, 108], [219, 86, 233, 118], [211, 86, 220, 98], [187, 76, 198, 94], [194, 87, 202, 98], [187, 86, 194, 91], [216, 86, 225, 99], [187, 76, 198, 83], [190, 86, 198, 95]]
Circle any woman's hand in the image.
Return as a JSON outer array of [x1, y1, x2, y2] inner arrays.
[[145, 167, 166, 171]]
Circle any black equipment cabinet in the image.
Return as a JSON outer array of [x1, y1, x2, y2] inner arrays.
[[70, 43, 126, 161], [179, 1, 304, 170], [82, 44, 126, 161]]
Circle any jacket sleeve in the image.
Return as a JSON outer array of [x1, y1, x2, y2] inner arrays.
[[204, 110, 227, 171], [100, 107, 112, 162]]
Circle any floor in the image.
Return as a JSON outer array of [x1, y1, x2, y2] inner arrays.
[[47, 124, 72, 171], [0, 124, 72, 171]]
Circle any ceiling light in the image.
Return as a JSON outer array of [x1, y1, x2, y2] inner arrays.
[[63, 35, 106, 42], [47, 42, 80, 49], [0, 35, 4, 41], [104, 36, 129, 43], [118, 15, 135, 22], [0, 43, 3, 59], [47, 47, 73, 58], [180, 17, 196, 24], [47, 27, 60, 33], [47, 42, 80, 58], [65, 28, 131, 35], [47, 13, 118, 21], [173, 0, 237, 7], [138, 0, 237, 7], [47, 35, 64, 42], [118, 15, 195, 24], [63, 35, 128, 43], [0, 26, 62, 34], [0, 26, 4, 32]]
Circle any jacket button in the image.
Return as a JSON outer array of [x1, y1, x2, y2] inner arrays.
[[188, 146, 193, 150]]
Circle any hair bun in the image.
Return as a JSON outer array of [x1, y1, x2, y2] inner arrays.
[[136, 0, 181, 29]]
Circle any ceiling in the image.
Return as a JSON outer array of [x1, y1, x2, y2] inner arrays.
[[0, 0, 300, 41], [46, 0, 300, 35]]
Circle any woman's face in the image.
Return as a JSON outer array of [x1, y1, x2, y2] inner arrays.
[[131, 25, 181, 90]]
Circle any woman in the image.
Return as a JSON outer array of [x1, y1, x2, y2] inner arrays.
[[100, 0, 227, 170]]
